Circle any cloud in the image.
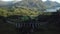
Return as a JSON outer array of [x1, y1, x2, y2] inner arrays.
[[42, 0, 60, 3], [0, 0, 22, 1]]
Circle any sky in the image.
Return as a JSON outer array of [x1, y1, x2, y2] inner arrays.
[[1, 0, 60, 3], [1, 0, 22, 1], [42, 0, 60, 3]]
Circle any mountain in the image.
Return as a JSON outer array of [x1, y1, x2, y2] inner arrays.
[[14, 0, 46, 11], [44, 0, 60, 9], [0, 0, 60, 11], [0, 1, 14, 7]]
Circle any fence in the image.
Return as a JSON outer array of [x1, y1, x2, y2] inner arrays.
[[16, 23, 41, 28], [6, 19, 48, 29]]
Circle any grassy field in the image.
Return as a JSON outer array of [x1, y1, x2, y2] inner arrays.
[[0, 19, 60, 34], [0, 19, 17, 34]]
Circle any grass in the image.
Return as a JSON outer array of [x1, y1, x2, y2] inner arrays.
[[0, 19, 17, 34], [0, 19, 60, 34]]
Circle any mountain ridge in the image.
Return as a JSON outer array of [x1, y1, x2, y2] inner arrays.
[[0, 0, 60, 11]]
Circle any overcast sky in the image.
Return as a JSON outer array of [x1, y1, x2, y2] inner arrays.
[[42, 0, 60, 3], [1, 0, 22, 1], [1, 0, 60, 3]]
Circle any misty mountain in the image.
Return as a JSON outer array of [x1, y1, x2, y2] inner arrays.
[[0, 0, 60, 11], [44, 0, 60, 9], [13, 0, 60, 11], [14, 0, 46, 11], [0, 1, 14, 7]]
